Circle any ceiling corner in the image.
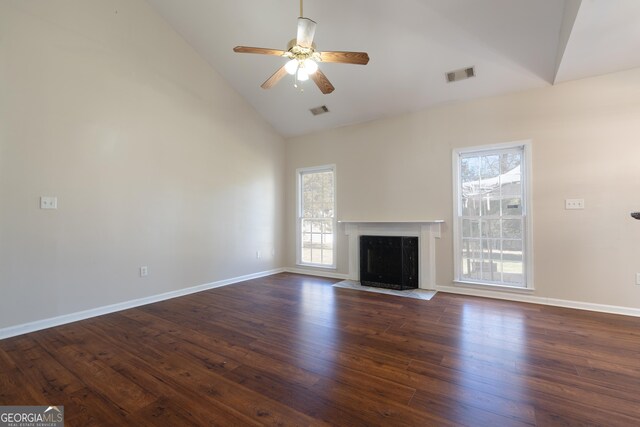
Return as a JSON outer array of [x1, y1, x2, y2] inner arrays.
[[553, 0, 582, 84]]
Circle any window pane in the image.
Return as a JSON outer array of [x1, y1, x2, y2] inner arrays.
[[462, 197, 481, 217], [461, 157, 480, 217], [461, 157, 480, 186], [461, 239, 481, 280], [500, 152, 522, 197], [481, 219, 500, 238], [462, 219, 480, 238], [480, 154, 500, 196], [502, 219, 522, 239], [321, 203, 333, 218], [481, 196, 501, 217], [501, 198, 522, 216], [311, 232, 322, 245], [482, 239, 502, 282], [302, 232, 312, 263], [502, 239, 522, 253], [303, 189, 313, 207], [502, 245, 523, 285], [302, 173, 312, 189]]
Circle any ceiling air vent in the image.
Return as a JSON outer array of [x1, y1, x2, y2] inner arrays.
[[310, 105, 329, 116], [446, 66, 475, 83]]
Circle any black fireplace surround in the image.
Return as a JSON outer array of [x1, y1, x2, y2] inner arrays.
[[359, 235, 418, 290]]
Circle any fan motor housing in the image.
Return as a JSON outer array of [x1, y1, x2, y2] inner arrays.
[[287, 39, 317, 57]]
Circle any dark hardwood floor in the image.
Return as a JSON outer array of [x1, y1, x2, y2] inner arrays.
[[1, 273, 640, 426]]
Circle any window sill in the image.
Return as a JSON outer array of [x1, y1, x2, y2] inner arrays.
[[296, 263, 337, 270], [453, 280, 535, 293]]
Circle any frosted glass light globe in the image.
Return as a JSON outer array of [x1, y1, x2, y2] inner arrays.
[[303, 59, 318, 74], [297, 68, 309, 81], [285, 59, 299, 75]]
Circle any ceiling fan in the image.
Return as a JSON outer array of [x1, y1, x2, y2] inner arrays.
[[233, 0, 369, 94]]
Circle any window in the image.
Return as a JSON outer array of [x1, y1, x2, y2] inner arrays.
[[297, 165, 336, 268], [453, 142, 532, 288]]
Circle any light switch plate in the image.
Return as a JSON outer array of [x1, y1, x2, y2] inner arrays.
[[565, 199, 584, 210], [40, 196, 58, 209]]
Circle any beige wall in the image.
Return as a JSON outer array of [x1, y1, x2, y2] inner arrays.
[[286, 68, 640, 309], [0, 0, 284, 329]]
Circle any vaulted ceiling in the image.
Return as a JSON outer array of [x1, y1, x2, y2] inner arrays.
[[147, 0, 640, 137]]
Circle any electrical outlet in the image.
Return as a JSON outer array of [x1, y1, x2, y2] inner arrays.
[[140, 266, 148, 277], [565, 199, 584, 210], [40, 196, 58, 209], [636, 273, 640, 286]]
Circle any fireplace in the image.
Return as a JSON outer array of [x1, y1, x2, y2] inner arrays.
[[341, 220, 443, 289], [359, 235, 418, 290]]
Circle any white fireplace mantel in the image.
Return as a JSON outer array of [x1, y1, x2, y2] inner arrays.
[[339, 220, 444, 290]]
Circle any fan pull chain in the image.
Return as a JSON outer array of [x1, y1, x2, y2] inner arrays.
[[300, 0, 303, 17]]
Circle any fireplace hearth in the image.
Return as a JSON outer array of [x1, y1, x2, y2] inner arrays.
[[359, 235, 418, 290]]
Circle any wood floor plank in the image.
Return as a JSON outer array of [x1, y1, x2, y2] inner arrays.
[[309, 376, 455, 426], [119, 357, 264, 426], [246, 340, 417, 405], [55, 344, 157, 414], [62, 387, 133, 427], [408, 359, 536, 424], [4, 335, 85, 399], [223, 364, 369, 426], [1, 272, 640, 426], [408, 389, 534, 427]]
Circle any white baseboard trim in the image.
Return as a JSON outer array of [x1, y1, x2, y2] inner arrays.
[[284, 267, 349, 281], [0, 268, 285, 340], [436, 284, 640, 317]]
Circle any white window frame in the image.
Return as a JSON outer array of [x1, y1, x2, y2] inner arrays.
[[452, 141, 534, 290], [296, 164, 337, 269]]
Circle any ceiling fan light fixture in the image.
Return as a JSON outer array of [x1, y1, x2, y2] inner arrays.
[[285, 59, 299, 75], [232, 0, 367, 94]]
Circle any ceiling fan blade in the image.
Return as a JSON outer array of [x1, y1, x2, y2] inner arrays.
[[233, 46, 286, 56], [320, 51, 370, 65], [310, 69, 335, 94], [296, 18, 317, 48], [261, 65, 289, 89]]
